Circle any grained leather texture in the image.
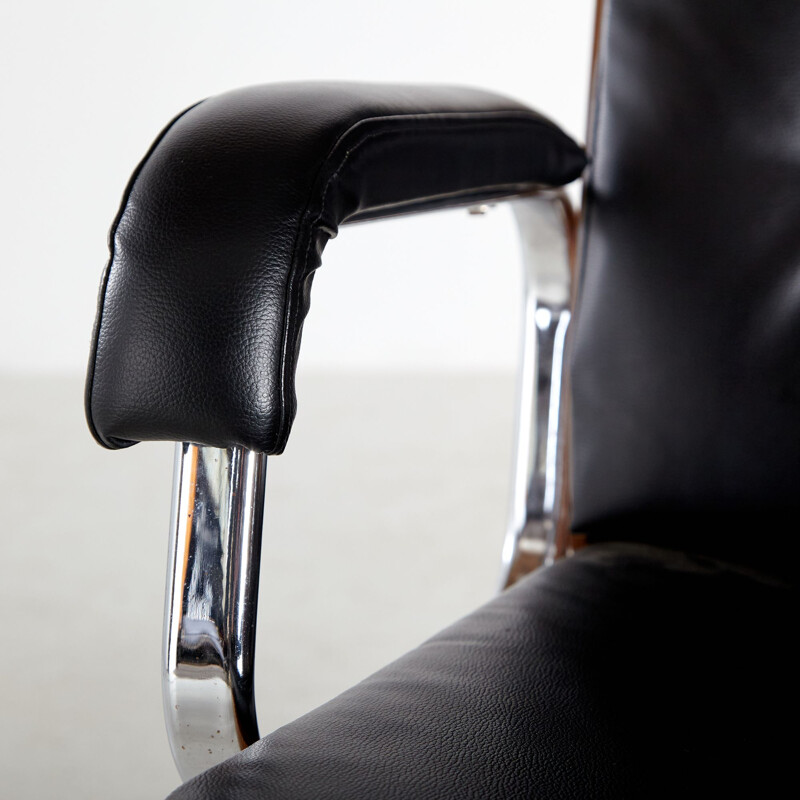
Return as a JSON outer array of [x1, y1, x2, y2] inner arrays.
[[86, 83, 586, 453], [166, 543, 793, 799], [571, 1, 800, 563]]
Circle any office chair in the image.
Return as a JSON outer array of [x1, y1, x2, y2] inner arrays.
[[86, 0, 796, 796]]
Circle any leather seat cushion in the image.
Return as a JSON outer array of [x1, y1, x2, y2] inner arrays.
[[167, 543, 793, 799]]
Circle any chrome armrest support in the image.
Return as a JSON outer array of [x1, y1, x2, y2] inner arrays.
[[164, 443, 267, 781], [501, 193, 575, 588], [161, 190, 575, 780]]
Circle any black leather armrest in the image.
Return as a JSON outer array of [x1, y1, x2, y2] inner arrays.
[[86, 82, 586, 453]]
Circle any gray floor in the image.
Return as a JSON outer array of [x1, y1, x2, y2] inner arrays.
[[0, 370, 515, 799]]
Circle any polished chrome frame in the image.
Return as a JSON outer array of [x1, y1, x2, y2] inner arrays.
[[500, 193, 573, 588], [163, 443, 267, 781], [161, 190, 574, 780]]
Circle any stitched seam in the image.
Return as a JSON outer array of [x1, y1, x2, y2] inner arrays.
[[85, 100, 206, 448], [276, 111, 581, 446]]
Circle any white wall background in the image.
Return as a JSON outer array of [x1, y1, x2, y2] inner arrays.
[[0, 0, 594, 375]]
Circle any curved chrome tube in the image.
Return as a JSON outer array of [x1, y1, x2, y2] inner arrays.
[[500, 193, 573, 588], [163, 443, 267, 781], [160, 192, 574, 780]]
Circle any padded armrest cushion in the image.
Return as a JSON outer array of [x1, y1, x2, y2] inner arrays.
[[86, 82, 586, 453]]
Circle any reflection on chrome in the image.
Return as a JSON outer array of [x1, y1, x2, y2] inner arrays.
[[163, 443, 267, 781], [500, 193, 574, 588]]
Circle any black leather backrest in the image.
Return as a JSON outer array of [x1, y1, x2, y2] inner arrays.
[[571, 0, 800, 569]]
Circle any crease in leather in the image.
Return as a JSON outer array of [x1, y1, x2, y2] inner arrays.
[[276, 112, 582, 450]]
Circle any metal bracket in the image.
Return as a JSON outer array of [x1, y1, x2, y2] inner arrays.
[[500, 193, 574, 588]]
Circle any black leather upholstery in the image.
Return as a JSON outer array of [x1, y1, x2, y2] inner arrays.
[[86, 83, 585, 454], [166, 544, 793, 799], [571, 0, 800, 570]]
